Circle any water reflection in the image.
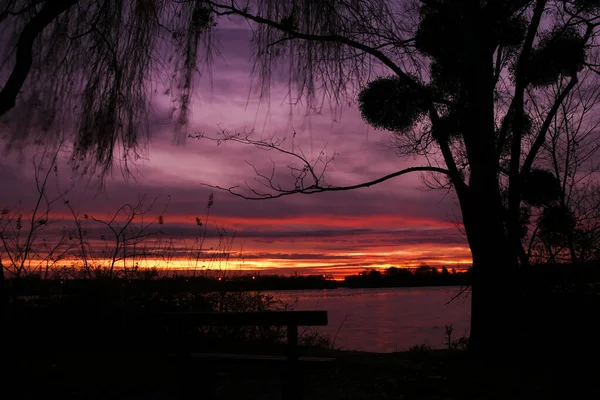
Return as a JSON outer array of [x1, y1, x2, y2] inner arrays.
[[268, 286, 471, 353]]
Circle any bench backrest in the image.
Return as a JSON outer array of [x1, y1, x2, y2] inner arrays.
[[158, 311, 328, 327]]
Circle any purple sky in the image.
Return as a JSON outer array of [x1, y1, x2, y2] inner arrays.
[[0, 15, 472, 277]]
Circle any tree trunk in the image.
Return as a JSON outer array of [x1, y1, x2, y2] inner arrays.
[[461, 188, 524, 360], [463, 202, 521, 359], [455, 2, 524, 360]]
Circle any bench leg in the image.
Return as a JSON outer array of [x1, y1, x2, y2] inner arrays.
[[283, 325, 302, 400]]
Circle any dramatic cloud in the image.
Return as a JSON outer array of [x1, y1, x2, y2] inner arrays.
[[0, 18, 471, 277]]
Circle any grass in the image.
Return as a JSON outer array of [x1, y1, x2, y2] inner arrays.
[[5, 348, 598, 399]]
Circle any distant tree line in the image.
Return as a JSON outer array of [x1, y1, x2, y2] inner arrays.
[[344, 266, 470, 288], [7, 267, 467, 296]]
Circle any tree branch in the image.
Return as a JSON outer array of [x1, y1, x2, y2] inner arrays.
[[496, 0, 547, 159], [0, 0, 78, 117], [205, 1, 450, 106], [194, 128, 455, 199], [428, 109, 468, 195], [521, 74, 579, 178], [205, 165, 452, 200]]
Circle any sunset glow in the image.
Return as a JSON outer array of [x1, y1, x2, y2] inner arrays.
[[0, 16, 472, 278], [0, 205, 472, 278]]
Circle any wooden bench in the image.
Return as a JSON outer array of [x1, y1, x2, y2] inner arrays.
[[158, 311, 333, 400]]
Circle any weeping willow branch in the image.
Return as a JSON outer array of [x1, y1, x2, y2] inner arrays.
[[0, 0, 77, 116], [0, 0, 215, 175]]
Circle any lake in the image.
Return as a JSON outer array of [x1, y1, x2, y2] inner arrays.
[[268, 286, 471, 353]]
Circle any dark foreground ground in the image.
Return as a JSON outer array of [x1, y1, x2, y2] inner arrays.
[[5, 349, 598, 400]]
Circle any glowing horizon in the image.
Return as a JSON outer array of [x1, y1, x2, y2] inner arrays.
[[32, 256, 473, 278], [0, 19, 472, 277]]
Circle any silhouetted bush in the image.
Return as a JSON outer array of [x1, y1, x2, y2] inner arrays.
[[5, 276, 298, 354]]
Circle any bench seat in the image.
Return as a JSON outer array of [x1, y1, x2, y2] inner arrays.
[[162, 310, 331, 400], [186, 353, 336, 362]]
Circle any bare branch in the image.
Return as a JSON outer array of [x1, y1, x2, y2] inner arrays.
[[521, 74, 579, 177], [206, 164, 451, 200], [195, 128, 450, 199]]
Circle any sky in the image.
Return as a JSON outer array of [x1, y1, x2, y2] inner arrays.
[[0, 16, 472, 278]]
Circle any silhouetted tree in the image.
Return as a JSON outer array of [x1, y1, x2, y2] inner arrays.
[[6, 0, 599, 359], [385, 266, 412, 278], [0, 0, 215, 174], [523, 71, 600, 264], [198, 0, 600, 358]]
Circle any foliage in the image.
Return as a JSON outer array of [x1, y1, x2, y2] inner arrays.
[[574, 0, 600, 11], [521, 169, 562, 207], [414, 1, 467, 94], [525, 27, 587, 87], [6, 278, 297, 352], [358, 76, 428, 133], [408, 343, 432, 353], [345, 266, 470, 288], [538, 205, 577, 246], [444, 324, 469, 351]]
